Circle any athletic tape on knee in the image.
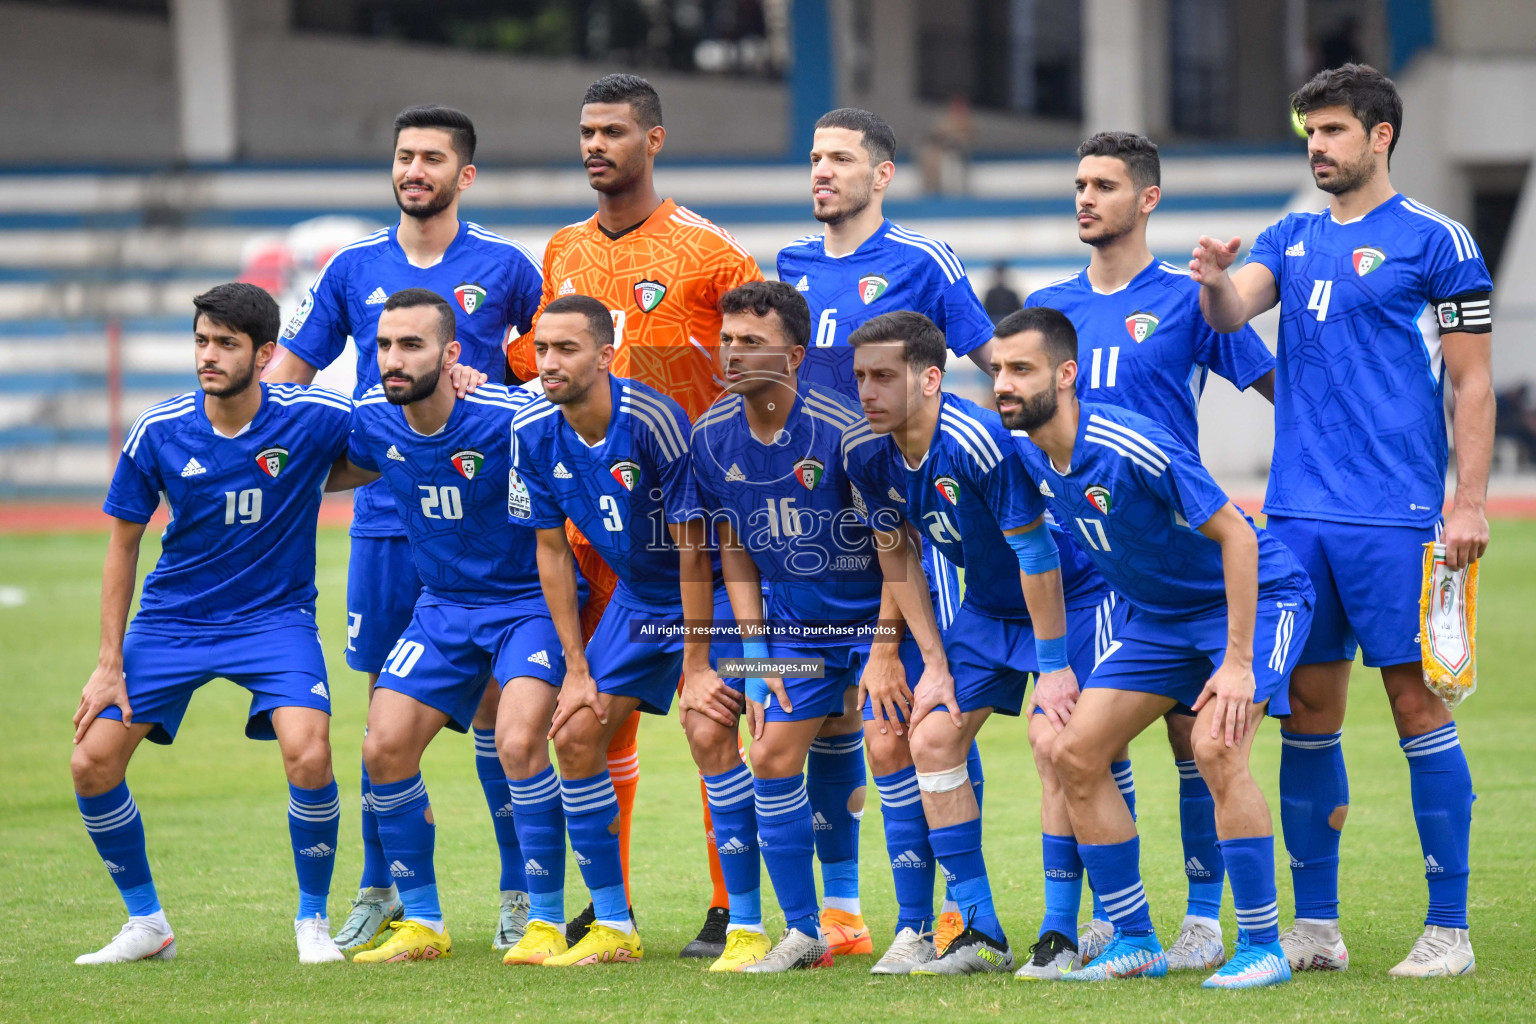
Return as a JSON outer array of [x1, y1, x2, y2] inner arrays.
[[915, 764, 970, 794]]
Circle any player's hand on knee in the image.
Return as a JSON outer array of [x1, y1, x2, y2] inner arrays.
[[550, 667, 604, 738], [681, 666, 741, 728], [909, 662, 960, 731], [1441, 504, 1490, 570], [859, 649, 913, 736], [1192, 659, 1256, 748], [1189, 235, 1242, 282], [74, 663, 133, 743], [1028, 667, 1079, 733], [447, 362, 488, 397]]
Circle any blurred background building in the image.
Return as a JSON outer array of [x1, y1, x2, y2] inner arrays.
[[1, 0, 1533, 494]]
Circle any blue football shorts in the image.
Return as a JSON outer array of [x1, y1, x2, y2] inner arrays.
[[345, 535, 423, 674], [587, 587, 743, 715]]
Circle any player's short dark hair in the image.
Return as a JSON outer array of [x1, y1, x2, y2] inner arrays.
[[393, 104, 477, 165], [813, 107, 897, 165], [848, 310, 947, 372], [543, 294, 615, 348], [583, 73, 663, 130], [1292, 63, 1403, 158], [192, 282, 280, 349], [718, 281, 811, 348], [1076, 131, 1160, 190], [995, 306, 1078, 368], [382, 287, 455, 346]]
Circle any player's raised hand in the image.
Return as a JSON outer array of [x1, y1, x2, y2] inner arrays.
[[447, 362, 488, 397], [1025, 666, 1079, 732], [681, 665, 743, 728], [549, 666, 605, 738], [1192, 658, 1257, 747], [859, 644, 913, 737], [1189, 235, 1242, 284], [74, 661, 132, 743], [907, 658, 960, 732]]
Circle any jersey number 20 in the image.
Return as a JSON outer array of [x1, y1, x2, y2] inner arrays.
[[419, 485, 464, 520]]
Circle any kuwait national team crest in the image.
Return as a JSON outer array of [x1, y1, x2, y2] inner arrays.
[[1125, 311, 1159, 342], [256, 447, 289, 478], [450, 450, 484, 480], [454, 282, 487, 315], [793, 457, 824, 490], [610, 459, 641, 491], [1085, 484, 1112, 514], [1352, 246, 1386, 276], [935, 475, 960, 505], [858, 274, 889, 304], [634, 279, 667, 313]]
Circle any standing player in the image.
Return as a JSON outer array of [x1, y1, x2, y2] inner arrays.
[[1192, 64, 1491, 977], [266, 104, 544, 954], [691, 281, 931, 972], [997, 306, 1314, 989], [322, 289, 568, 963], [779, 108, 995, 949], [841, 311, 1111, 976], [506, 73, 764, 957], [71, 284, 350, 965], [1028, 130, 1277, 969]]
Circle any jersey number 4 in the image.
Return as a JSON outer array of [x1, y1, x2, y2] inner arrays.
[[1307, 279, 1333, 321]]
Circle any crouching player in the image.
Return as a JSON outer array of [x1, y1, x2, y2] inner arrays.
[[690, 281, 925, 971], [841, 311, 1113, 976], [322, 288, 571, 962], [72, 283, 351, 964], [996, 307, 1314, 988], [509, 295, 746, 967]]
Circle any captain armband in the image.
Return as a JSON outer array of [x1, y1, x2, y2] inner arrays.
[[1432, 292, 1491, 335]]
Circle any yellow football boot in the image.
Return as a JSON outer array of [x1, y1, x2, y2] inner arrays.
[[351, 920, 451, 963], [708, 928, 772, 972], [821, 908, 873, 956], [542, 923, 644, 966], [503, 920, 568, 965], [934, 911, 964, 956]]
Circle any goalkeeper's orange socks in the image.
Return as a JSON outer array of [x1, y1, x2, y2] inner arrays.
[[607, 710, 641, 900]]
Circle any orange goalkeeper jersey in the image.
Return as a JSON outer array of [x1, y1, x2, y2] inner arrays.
[[509, 198, 763, 421]]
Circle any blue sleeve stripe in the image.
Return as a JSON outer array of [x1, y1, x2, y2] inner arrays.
[[886, 226, 963, 284], [802, 390, 860, 427], [690, 398, 741, 438], [1400, 199, 1481, 261], [939, 421, 997, 472], [466, 226, 542, 271], [124, 397, 196, 456], [620, 399, 685, 463], [941, 405, 1004, 462], [1083, 432, 1165, 476], [511, 399, 559, 430], [940, 409, 1003, 466], [620, 386, 688, 458], [1086, 414, 1170, 467], [303, 230, 389, 292]]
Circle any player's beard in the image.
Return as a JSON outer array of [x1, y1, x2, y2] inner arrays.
[[542, 371, 593, 405], [199, 360, 256, 398], [998, 384, 1058, 433], [813, 173, 873, 226], [1080, 204, 1138, 248], [1312, 149, 1376, 195], [384, 366, 441, 405], [394, 176, 458, 219]]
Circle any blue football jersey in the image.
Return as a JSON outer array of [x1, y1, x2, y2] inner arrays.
[[510, 375, 703, 613], [776, 220, 995, 398], [281, 220, 544, 538], [841, 392, 1103, 619], [1246, 195, 1493, 526], [103, 383, 352, 634], [348, 384, 546, 609], [1026, 260, 1275, 450], [1011, 402, 1311, 616], [691, 384, 882, 628]]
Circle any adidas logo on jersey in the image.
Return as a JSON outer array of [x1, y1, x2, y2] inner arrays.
[[725, 463, 747, 482], [366, 287, 388, 305], [1186, 856, 1213, 878], [389, 859, 415, 877], [386, 445, 406, 461], [558, 278, 576, 296], [1285, 240, 1306, 257], [573, 849, 592, 866], [103, 859, 126, 874], [525, 859, 550, 876], [892, 850, 926, 868], [180, 457, 206, 477], [812, 812, 831, 831], [494, 802, 514, 819], [887, 486, 906, 503], [553, 462, 572, 479], [527, 650, 551, 668], [1425, 854, 1445, 874], [720, 837, 750, 854], [794, 275, 810, 292], [310, 681, 329, 699], [1039, 479, 1055, 498], [299, 842, 335, 858]]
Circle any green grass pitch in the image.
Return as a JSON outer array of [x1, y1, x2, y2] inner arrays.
[[2, 523, 1533, 1022]]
